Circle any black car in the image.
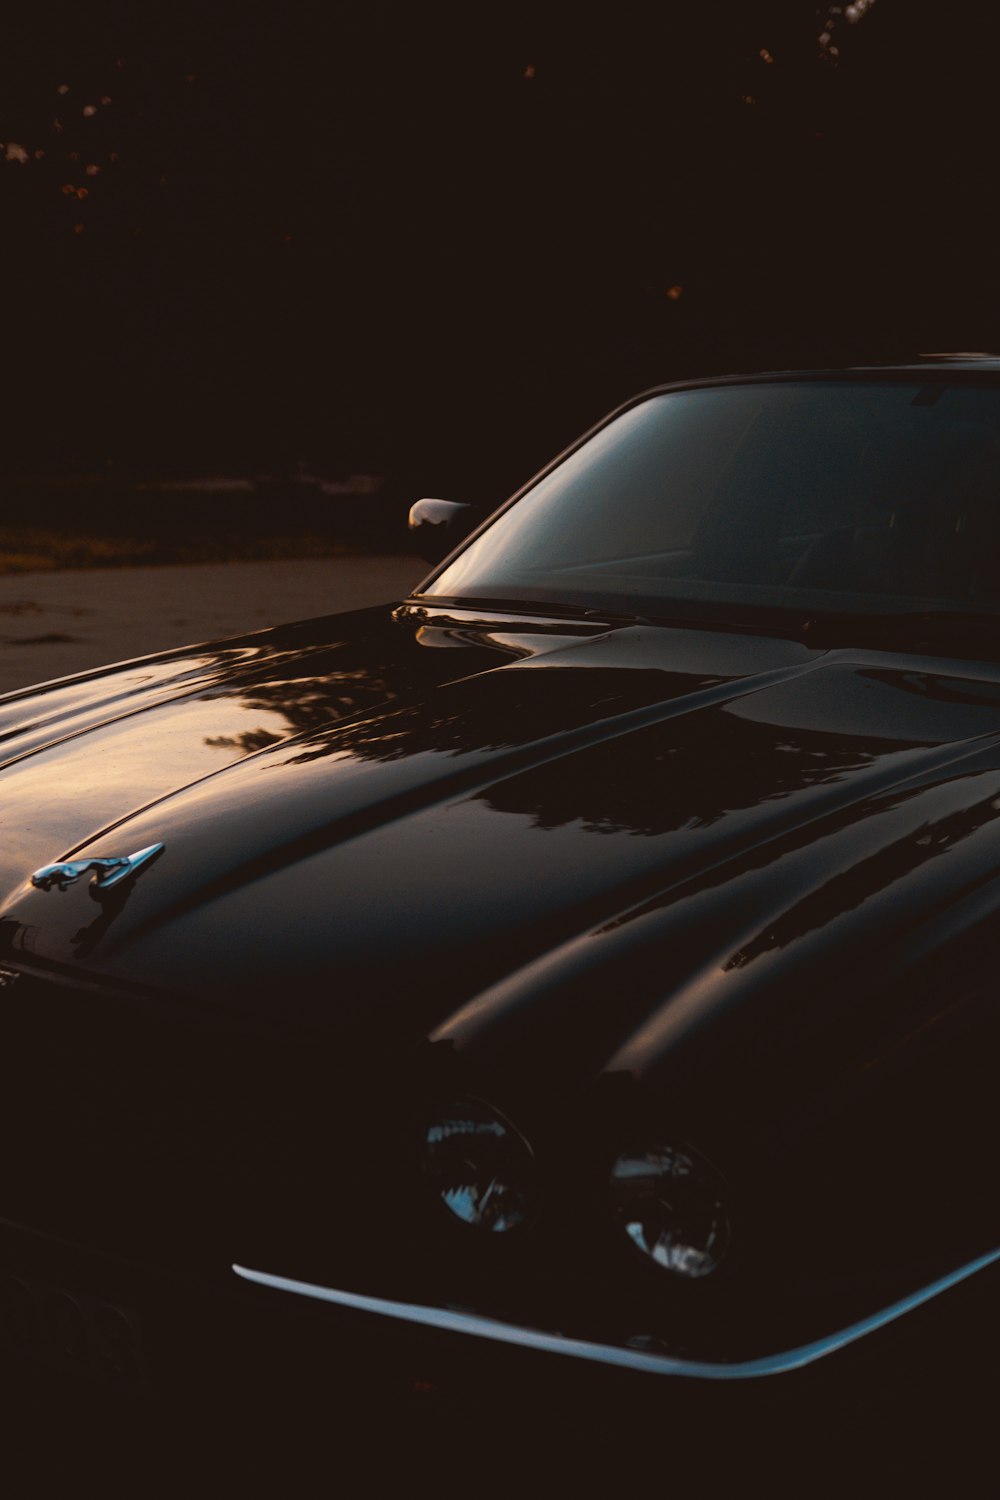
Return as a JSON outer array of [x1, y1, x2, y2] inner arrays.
[[4, 360, 1000, 1473]]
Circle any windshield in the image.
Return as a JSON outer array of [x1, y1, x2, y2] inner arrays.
[[423, 380, 1000, 631]]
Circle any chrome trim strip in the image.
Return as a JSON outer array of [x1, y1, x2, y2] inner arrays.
[[233, 1247, 1000, 1381]]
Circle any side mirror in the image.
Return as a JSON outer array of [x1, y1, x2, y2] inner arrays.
[[407, 497, 477, 563]]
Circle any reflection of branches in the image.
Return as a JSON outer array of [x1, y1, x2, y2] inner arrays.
[[477, 711, 906, 837], [199, 626, 506, 763], [235, 667, 398, 737], [204, 728, 283, 754], [284, 664, 709, 769], [282, 659, 917, 840], [200, 628, 931, 843], [288, 707, 471, 767]]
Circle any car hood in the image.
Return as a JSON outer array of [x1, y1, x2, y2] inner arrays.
[[3, 602, 1000, 1072]]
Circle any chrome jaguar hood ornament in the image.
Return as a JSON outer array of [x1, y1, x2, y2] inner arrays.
[[31, 842, 165, 896]]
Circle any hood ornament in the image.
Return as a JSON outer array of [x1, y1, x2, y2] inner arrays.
[[31, 842, 165, 896]]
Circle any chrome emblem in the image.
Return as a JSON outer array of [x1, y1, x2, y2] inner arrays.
[[31, 842, 165, 895]]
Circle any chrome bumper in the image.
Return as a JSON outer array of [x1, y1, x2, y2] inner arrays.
[[233, 1246, 1000, 1381]]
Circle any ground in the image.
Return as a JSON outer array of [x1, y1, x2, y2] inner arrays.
[[0, 554, 426, 697]]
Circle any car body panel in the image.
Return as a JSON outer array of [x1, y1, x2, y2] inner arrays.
[[3, 607, 1000, 1060], [5, 360, 1000, 1395]]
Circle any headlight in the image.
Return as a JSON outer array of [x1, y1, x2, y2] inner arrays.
[[610, 1144, 731, 1278], [423, 1099, 535, 1233]]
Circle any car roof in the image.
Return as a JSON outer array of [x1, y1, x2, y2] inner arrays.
[[642, 356, 1000, 399], [845, 354, 1000, 374]]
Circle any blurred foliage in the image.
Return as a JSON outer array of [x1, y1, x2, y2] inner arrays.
[[0, 1, 996, 500]]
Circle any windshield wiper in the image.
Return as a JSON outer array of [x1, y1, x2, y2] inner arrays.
[[408, 594, 1000, 654], [401, 595, 659, 630]]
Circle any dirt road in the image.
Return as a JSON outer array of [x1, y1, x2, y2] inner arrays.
[[0, 554, 426, 697]]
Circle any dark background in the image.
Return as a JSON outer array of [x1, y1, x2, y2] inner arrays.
[[2, 0, 999, 507]]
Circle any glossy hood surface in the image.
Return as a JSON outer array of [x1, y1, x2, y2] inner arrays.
[[3, 603, 1000, 1066]]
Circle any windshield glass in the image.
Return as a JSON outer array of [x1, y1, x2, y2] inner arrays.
[[424, 381, 1000, 627]]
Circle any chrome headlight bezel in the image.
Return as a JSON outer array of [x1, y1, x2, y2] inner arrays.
[[609, 1141, 732, 1280], [422, 1096, 537, 1235]]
